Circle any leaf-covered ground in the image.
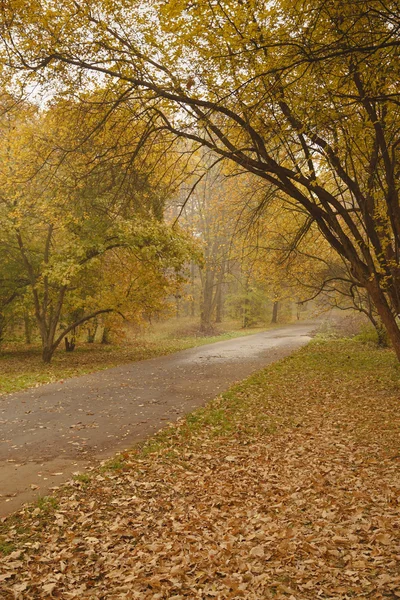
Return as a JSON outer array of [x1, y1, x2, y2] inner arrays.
[[1, 338, 399, 599]]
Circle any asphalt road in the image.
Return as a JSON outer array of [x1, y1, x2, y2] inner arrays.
[[0, 321, 316, 515]]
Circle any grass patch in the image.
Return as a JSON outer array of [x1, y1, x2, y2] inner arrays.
[[73, 473, 91, 484], [101, 455, 128, 472], [0, 497, 59, 558], [0, 540, 15, 556], [34, 495, 58, 513]]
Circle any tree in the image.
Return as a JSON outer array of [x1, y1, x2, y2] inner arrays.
[[178, 163, 237, 333], [0, 256, 25, 343], [1, 0, 400, 356], [0, 96, 192, 361], [177, 160, 279, 332]]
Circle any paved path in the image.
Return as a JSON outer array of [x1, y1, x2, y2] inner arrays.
[[0, 321, 316, 514]]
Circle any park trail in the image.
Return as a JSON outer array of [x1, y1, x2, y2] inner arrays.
[[0, 321, 316, 515]]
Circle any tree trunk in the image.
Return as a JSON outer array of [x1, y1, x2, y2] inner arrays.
[[42, 345, 55, 363], [242, 295, 251, 328], [271, 300, 279, 324], [101, 327, 111, 344], [375, 323, 389, 348], [200, 299, 214, 334], [200, 298, 214, 333], [367, 280, 400, 361], [296, 302, 301, 321], [175, 295, 181, 319], [65, 335, 76, 352], [24, 313, 32, 344], [190, 261, 196, 318], [215, 280, 223, 323], [87, 325, 97, 343], [200, 269, 215, 334], [363, 301, 389, 347], [0, 314, 5, 344]]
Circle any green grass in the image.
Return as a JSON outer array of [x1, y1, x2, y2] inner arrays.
[[0, 496, 59, 557], [34, 495, 58, 513], [73, 473, 91, 484], [0, 540, 15, 556], [101, 455, 128, 472], [0, 318, 271, 395]]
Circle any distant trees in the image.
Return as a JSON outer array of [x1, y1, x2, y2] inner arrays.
[[178, 165, 297, 330], [1, 0, 400, 355], [179, 166, 236, 333]]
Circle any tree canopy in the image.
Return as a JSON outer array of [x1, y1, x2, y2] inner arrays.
[[0, 0, 400, 355]]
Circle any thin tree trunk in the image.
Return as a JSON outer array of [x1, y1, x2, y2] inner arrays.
[[0, 314, 5, 344], [241, 276, 250, 328], [200, 269, 215, 334], [190, 261, 196, 318], [271, 300, 279, 324], [242, 296, 250, 327], [215, 284, 223, 323], [24, 313, 32, 344], [101, 327, 111, 344], [65, 327, 76, 352], [296, 302, 301, 321], [87, 325, 97, 343], [215, 260, 225, 324]]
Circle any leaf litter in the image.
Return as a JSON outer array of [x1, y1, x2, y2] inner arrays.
[[0, 339, 399, 599]]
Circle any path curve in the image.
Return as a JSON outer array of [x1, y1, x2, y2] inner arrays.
[[0, 321, 316, 515]]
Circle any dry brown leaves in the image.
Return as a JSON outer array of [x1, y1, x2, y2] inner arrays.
[[0, 341, 399, 599]]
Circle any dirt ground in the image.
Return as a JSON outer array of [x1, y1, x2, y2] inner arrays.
[[0, 321, 315, 515]]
